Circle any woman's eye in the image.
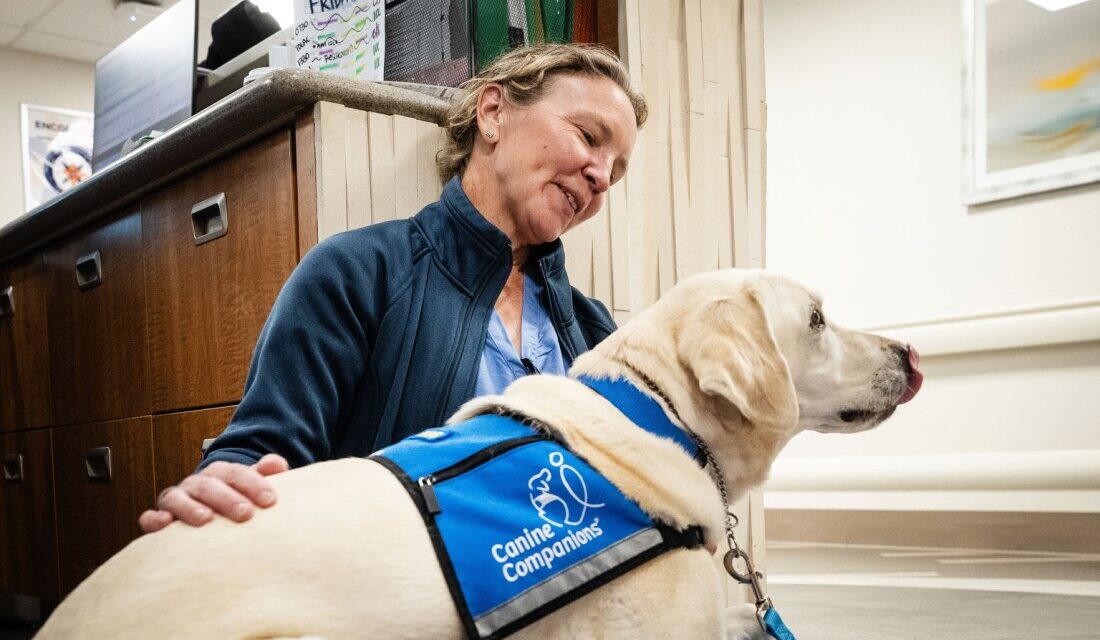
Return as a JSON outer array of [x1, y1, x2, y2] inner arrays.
[[810, 308, 826, 329], [581, 129, 595, 145]]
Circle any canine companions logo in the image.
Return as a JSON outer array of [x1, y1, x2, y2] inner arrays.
[[488, 451, 608, 583], [527, 451, 605, 527]]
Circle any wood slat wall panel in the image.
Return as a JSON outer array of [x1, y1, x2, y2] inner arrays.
[[312, 104, 447, 237], [367, 112, 398, 224], [316, 102, 350, 240], [393, 116, 421, 219], [416, 120, 445, 210], [344, 109, 373, 231], [294, 112, 319, 259], [568, 0, 765, 320]]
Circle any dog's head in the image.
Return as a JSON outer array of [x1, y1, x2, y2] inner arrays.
[[595, 270, 923, 436], [741, 272, 923, 434]]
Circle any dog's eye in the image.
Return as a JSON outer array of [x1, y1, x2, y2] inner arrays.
[[810, 308, 826, 330]]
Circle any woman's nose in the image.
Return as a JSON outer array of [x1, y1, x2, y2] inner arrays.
[[583, 158, 612, 194]]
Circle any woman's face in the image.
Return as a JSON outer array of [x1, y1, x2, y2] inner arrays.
[[484, 73, 638, 247]]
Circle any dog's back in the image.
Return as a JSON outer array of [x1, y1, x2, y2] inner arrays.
[[36, 457, 465, 640]]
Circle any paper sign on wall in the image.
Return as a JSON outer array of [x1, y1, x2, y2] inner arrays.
[[292, 0, 385, 80], [20, 104, 94, 212]]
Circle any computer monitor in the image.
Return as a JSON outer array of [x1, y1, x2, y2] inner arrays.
[[92, 0, 198, 172]]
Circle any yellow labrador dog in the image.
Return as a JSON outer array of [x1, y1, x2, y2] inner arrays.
[[37, 269, 922, 640]]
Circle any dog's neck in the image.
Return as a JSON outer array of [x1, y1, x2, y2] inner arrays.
[[448, 374, 727, 537], [570, 332, 795, 503]]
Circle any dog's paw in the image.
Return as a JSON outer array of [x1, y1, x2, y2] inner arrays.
[[724, 603, 770, 640]]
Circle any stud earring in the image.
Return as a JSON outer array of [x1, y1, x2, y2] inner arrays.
[[486, 129, 496, 139]]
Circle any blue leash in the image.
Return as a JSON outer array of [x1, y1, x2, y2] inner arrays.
[[763, 606, 797, 640]]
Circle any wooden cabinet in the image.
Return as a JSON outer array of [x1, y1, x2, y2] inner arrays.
[[143, 132, 298, 413], [0, 106, 444, 604], [153, 406, 236, 495], [44, 211, 149, 427], [52, 417, 154, 595], [0, 429, 59, 600], [0, 254, 52, 431]]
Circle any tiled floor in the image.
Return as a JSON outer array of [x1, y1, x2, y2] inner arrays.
[[764, 541, 1100, 639]]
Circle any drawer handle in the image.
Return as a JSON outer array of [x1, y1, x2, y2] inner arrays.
[[0, 285, 12, 319], [191, 193, 228, 245], [85, 446, 112, 482], [3, 454, 23, 483], [75, 250, 103, 291]]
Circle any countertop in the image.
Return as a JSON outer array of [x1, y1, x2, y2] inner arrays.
[[0, 68, 457, 262]]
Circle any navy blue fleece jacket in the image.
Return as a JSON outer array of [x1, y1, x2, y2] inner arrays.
[[198, 177, 616, 470]]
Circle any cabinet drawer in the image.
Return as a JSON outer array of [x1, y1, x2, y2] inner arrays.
[[0, 429, 59, 600], [0, 254, 52, 431], [152, 405, 236, 495], [143, 130, 297, 413], [44, 211, 149, 426], [52, 417, 154, 596]]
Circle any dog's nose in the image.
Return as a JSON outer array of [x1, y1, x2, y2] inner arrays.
[[898, 344, 923, 404], [893, 343, 911, 372]]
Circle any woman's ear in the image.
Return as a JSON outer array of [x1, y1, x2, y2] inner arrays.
[[475, 83, 505, 142], [680, 289, 799, 430]]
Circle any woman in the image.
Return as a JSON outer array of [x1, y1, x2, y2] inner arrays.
[[140, 43, 646, 533]]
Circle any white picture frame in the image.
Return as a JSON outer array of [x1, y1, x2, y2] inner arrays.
[[962, 0, 1100, 205]]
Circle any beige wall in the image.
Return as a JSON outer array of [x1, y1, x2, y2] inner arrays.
[[762, 0, 1100, 513], [0, 47, 94, 232]]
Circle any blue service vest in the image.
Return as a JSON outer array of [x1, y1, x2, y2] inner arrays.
[[373, 410, 704, 639]]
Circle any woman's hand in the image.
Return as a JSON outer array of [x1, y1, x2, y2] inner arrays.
[[138, 453, 289, 533]]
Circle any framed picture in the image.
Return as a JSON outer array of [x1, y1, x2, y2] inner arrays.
[[20, 104, 94, 212], [962, 0, 1100, 205]]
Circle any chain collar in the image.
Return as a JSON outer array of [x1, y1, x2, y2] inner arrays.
[[616, 362, 774, 621], [616, 362, 740, 543]]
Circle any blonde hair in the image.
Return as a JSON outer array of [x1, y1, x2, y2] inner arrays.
[[437, 43, 647, 182]]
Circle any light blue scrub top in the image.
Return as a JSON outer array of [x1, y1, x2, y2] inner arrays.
[[474, 272, 567, 397]]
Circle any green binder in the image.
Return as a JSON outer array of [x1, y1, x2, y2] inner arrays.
[[473, 0, 574, 71]]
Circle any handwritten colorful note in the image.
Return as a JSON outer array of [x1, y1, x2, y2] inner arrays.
[[292, 0, 385, 80]]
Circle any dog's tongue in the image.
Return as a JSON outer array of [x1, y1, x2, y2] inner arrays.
[[898, 345, 923, 404]]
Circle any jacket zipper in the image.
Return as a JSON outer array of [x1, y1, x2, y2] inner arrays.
[[536, 257, 577, 365], [435, 250, 512, 425], [417, 434, 547, 514]]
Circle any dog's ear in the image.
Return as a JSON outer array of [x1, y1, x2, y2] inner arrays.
[[681, 288, 799, 430]]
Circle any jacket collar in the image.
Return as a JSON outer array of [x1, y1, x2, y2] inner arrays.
[[418, 177, 571, 305]]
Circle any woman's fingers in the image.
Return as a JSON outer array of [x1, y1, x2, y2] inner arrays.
[[138, 457, 289, 533], [253, 453, 290, 480], [162, 474, 245, 525], [138, 509, 175, 533], [165, 461, 276, 524]]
